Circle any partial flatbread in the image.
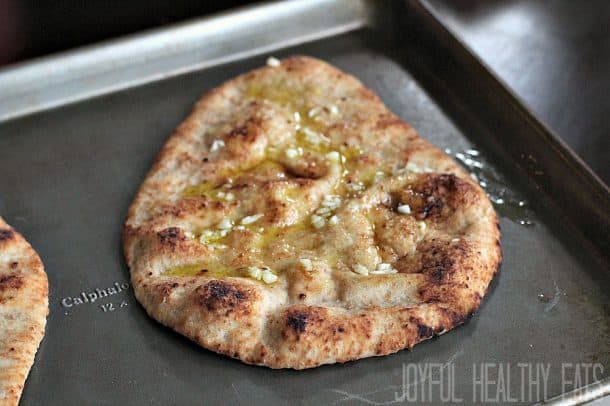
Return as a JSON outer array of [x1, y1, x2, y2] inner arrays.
[[0, 218, 48, 404]]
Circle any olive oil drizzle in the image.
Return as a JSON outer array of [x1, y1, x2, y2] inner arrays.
[[166, 82, 378, 278]]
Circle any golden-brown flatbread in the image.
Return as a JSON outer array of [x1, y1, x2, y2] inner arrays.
[[123, 56, 501, 369], [0, 217, 48, 404]]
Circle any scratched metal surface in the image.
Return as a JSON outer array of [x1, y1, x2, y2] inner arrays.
[[0, 1, 608, 405]]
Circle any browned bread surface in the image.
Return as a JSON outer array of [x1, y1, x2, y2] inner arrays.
[[123, 56, 501, 369]]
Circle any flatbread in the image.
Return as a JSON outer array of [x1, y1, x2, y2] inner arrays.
[[0, 218, 48, 404], [123, 56, 501, 369]]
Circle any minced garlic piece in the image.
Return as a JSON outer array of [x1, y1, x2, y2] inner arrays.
[[312, 194, 341, 227], [210, 139, 225, 152], [266, 56, 281, 67], [217, 218, 233, 230], [199, 229, 230, 245], [246, 266, 277, 284], [308, 107, 321, 118], [299, 258, 313, 272], [347, 182, 365, 192], [261, 269, 278, 284], [371, 263, 398, 275], [353, 264, 369, 276], [199, 230, 215, 242], [217, 191, 235, 202], [311, 214, 325, 229], [247, 266, 263, 279], [321, 195, 341, 210], [397, 204, 411, 214], [326, 151, 342, 162], [316, 207, 331, 216], [285, 147, 303, 159], [302, 127, 329, 146], [241, 213, 264, 225]]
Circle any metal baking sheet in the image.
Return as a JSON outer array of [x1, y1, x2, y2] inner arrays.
[[0, 0, 608, 404]]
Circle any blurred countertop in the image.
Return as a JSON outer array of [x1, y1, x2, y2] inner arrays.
[[427, 0, 609, 184]]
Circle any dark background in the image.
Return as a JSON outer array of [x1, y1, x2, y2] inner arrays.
[[0, 0, 608, 184]]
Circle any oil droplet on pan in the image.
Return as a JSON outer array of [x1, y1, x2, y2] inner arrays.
[[451, 147, 536, 227]]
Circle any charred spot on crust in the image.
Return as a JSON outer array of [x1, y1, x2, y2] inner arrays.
[[284, 162, 325, 180], [452, 310, 475, 326], [415, 239, 483, 307], [283, 307, 333, 341], [434, 325, 446, 334], [196, 280, 249, 313], [375, 114, 408, 130], [421, 248, 455, 281], [156, 282, 180, 301], [158, 227, 186, 245], [442, 307, 476, 327], [0, 229, 14, 241], [286, 310, 309, 333], [414, 239, 469, 282], [228, 125, 249, 138], [420, 198, 444, 220], [225, 117, 262, 144], [415, 174, 459, 194], [409, 316, 435, 339], [358, 87, 377, 101], [9, 262, 18, 270], [417, 324, 434, 339], [0, 275, 23, 291], [208, 280, 246, 300], [400, 174, 475, 221], [415, 175, 456, 219]]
